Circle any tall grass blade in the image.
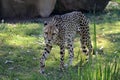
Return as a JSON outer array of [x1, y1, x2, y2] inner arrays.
[[92, 3, 97, 55], [98, 65, 103, 80], [93, 11, 97, 55], [78, 66, 80, 80]]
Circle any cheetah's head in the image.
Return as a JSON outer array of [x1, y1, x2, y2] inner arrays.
[[43, 21, 59, 46]]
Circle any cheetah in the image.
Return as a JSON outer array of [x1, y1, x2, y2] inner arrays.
[[40, 11, 93, 74]]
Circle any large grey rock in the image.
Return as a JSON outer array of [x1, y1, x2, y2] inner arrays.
[[37, 0, 56, 17], [55, 0, 110, 13], [1, 0, 56, 18], [1, 0, 37, 18]]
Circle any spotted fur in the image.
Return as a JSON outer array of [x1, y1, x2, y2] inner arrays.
[[40, 11, 93, 74]]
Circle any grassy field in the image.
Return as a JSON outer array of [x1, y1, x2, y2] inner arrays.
[[0, 3, 120, 80]]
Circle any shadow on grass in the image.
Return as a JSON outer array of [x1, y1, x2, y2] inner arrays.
[[105, 32, 120, 43], [102, 32, 120, 59], [0, 42, 43, 79], [86, 9, 120, 24]]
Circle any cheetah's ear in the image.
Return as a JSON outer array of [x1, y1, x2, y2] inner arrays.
[[44, 21, 47, 26]]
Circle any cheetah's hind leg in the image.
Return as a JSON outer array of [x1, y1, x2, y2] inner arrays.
[[79, 26, 93, 61]]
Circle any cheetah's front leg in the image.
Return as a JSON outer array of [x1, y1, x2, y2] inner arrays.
[[59, 44, 65, 70], [40, 45, 52, 74], [67, 38, 74, 66]]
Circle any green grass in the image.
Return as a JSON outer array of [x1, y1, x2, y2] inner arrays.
[[113, 0, 120, 3], [0, 4, 120, 80]]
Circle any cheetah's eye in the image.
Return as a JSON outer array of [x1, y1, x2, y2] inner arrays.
[[52, 33, 56, 35], [44, 21, 47, 26], [45, 32, 48, 35]]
